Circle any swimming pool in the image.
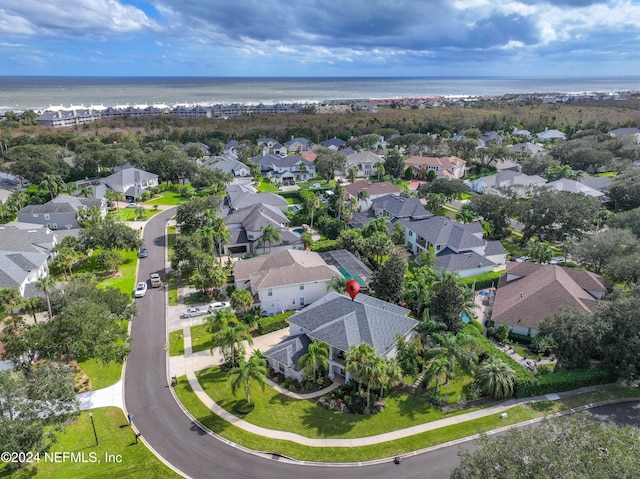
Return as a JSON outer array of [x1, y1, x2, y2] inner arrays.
[[292, 228, 304, 235], [461, 313, 471, 323]]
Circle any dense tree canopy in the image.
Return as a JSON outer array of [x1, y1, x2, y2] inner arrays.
[[608, 168, 640, 212]]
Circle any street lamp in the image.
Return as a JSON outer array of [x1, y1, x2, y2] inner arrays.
[[89, 412, 99, 446]]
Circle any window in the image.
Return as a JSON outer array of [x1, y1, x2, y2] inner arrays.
[[292, 299, 296, 305], [44, 213, 50, 220], [299, 284, 305, 290], [267, 289, 273, 297], [278, 364, 285, 373], [300, 297, 305, 307], [32, 214, 39, 217], [408, 230, 413, 237]]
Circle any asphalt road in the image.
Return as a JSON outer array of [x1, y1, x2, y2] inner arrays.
[[124, 209, 640, 479]]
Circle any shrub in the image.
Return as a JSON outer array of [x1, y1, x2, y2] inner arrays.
[[530, 335, 556, 355], [514, 368, 617, 398], [460, 271, 502, 290], [310, 239, 337, 253], [494, 324, 509, 342]]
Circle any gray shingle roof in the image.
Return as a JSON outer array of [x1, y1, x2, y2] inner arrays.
[[287, 292, 417, 356], [402, 217, 485, 251], [264, 334, 312, 371], [225, 185, 288, 211], [18, 195, 102, 215], [434, 248, 495, 272], [371, 194, 432, 219]]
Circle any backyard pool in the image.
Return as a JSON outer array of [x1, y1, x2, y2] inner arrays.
[[292, 228, 305, 235]]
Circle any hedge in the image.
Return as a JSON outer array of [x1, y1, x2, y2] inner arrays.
[[508, 331, 533, 345], [256, 311, 295, 335], [460, 271, 503, 290], [514, 368, 617, 398], [310, 239, 337, 253]]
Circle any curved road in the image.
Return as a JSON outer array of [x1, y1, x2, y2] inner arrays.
[[124, 209, 640, 479]]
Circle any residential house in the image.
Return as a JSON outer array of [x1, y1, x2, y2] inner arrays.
[[577, 173, 612, 194], [0, 223, 57, 297], [284, 137, 313, 152], [264, 292, 418, 381], [608, 127, 640, 143], [371, 194, 432, 221], [36, 108, 102, 128], [512, 127, 532, 138], [466, 170, 547, 196], [223, 203, 301, 255], [546, 178, 607, 202], [17, 195, 106, 230], [402, 216, 507, 277], [95, 167, 159, 201], [479, 131, 504, 147], [404, 156, 467, 180], [204, 156, 252, 186], [322, 137, 347, 150], [257, 138, 288, 157], [224, 184, 288, 213], [342, 151, 382, 179], [508, 142, 546, 156], [345, 181, 401, 210], [0, 172, 24, 204], [233, 249, 340, 315], [254, 154, 315, 185], [491, 262, 607, 337], [536, 129, 566, 141]]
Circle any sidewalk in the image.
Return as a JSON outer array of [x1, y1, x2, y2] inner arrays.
[[77, 380, 124, 411]]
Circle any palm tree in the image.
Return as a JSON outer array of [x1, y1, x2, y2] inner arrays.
[[52, 246, 76, 280], [104, 188, 125, 212], [364, 216, 390, 236], [455, 204, 475, 224], [346, 342, 379, 409], [356, 189, 370, 210], [374, 358, 403, 398], [78, 186, 94, 198], [328, 275, 348, 293], [213, 322, 253, 366], [211, 216, 231, 265], [229, 352, 268, 404], [376, 162, 385, 181], [259, 224, 281, 254], [36, 275, 56, 320], [424, 356, 450, 395], [297, 339, 330, 381], [39, 174, 65, 201], [0, 287, 22, 319], [300, 232, 313, 250], [347, 165, 359, 184], [20, 296, 42, 324], [528, 240, 554, 264], [425, 332, 476, 384], [416, 311, 447, 349], [305, 195, 322, 232], [205, 308, 238, 334], [476, 357, 516, 399]]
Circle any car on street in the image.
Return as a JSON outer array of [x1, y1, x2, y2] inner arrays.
[[208, 301, 232, 313], [549, 256, 566, 264], [134, 281, 148, 298], [180, 306, 209, 319], [138, 248, 148, 258], [149, 273, 162, 288]]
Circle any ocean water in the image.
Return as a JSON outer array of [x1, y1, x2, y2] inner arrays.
[[1, 76, 640, 112]]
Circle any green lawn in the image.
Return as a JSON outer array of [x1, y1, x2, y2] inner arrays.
[[256, 178, 278, 192], [190, 324, 213, 354], [168, 275, 178, 306], [196, 367, 480, 439], [169, 329, 185, 356], [144, 191, 190, 206], [73, 249, 139, 296], [167, 225, 176, 261], [174, 373, 640, 463], [110, 207, 161, 222], [77, 359, 122, 390], [1, 408, 178, 479]]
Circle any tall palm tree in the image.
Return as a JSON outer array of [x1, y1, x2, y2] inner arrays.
[[364, 215, 390, 236], [476, 357, 516, 399], [213, 322, 253, 366], [104, 188, 125, 212], [229, 352, 268, 404], [424, 356, 450, 395], [39, 174, 65, 201], [211, 216, 231, 265], [416, 311, 447, 349], [305, 195, 322, 232], [0, 287, 22, 319], [346, 342, 379, 409], [35, 275, 56, 320], [347, 165, 359, 184], [259, 224, 281, 254], [205, 308, 239, 334], [297, 339, 329, 381], [356, 189, 370, 210], [455, 204, 475, 224]]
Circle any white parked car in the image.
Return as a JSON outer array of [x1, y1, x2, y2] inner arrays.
[[549, 256, 566, 264], [180, 306, 209, 319], [208, 301, 232, 313], [134, 281, 148, 298], [514, 256, 530, 263]]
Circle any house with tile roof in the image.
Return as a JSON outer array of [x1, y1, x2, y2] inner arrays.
[[402, 217, 506, 277], [491, 262, 607, 336], [404, 156, 467, 180], [94, 167, 158, 201], [17, 195, 106, 230], [264, 291, 418, 381], [0, 223, 57, 297], [234, 250, 340, 315]]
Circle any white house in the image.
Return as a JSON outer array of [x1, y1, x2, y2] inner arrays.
[[233, 250, 340, 315], [342, 151, 383, 178]]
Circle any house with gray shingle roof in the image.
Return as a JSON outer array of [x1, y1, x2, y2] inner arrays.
[[402, 217, 506, 277], [234, 250, 340, 315], [322, 137, 347, 150], [222, 203, 301, 255], [466, 170, 547, 196], [284, 137, 313, 152], [254, 154, 315, 184], [536, 129, 566, 141], [341, 150, 383, 178], [0, 223, 57, 297], [94, 167, 158, 201], [224, 184, 288, 213], [204, 156, 252, 186], [264, 291, 418, 381], [17, 195, 106, 230], [492, 262, 607, 336], [257, 138, 288, 157]]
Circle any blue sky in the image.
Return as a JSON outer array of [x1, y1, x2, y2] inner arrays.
[[2, 0, 640, 77]]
